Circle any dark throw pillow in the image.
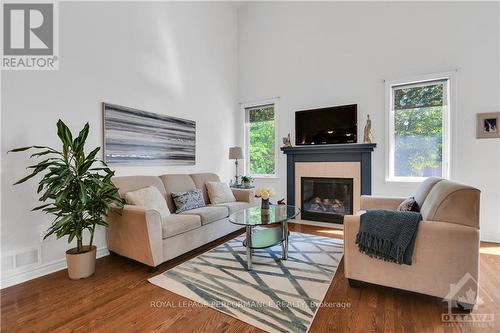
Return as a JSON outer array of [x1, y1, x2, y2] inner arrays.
[[171, 189, 205, 213], [397, 197, 420, 212]]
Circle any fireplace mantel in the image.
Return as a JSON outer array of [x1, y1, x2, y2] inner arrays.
[[281, 143, 376, 155], [281, 143, 376, 209]]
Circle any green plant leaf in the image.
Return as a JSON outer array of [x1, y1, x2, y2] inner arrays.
[[32, 203, 51, 211], [8, 145, 56, 154], [73, 123, 89, 150], [79, 182, 87, 205], [8, 146, 35, 153], [13, 171, 40, 185], [78, 159, 94, 175], [85, 147, 100, 162], [30, 150, 53, 158]]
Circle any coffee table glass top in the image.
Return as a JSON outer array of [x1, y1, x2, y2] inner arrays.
[[228, 205, 300, 226]]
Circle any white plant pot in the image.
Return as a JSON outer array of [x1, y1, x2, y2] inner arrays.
[[65, 245, 96, 280]]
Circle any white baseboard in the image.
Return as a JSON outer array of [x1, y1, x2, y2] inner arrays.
[[0, 247, 109, 289], [480, 238, 500, 244]]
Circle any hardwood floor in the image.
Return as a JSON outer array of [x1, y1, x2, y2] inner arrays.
[[1, 223, 499, 332]]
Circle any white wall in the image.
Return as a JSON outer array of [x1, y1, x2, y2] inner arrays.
[[1, 2, 238, 286], [238, 2, 500, 241]]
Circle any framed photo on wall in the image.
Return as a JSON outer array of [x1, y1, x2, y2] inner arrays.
[[476, 112, 500, 139]]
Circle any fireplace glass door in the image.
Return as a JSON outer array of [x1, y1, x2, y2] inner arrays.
[[301, 177, 353, 223]]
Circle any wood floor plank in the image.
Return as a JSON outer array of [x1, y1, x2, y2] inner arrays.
[[1, 223, 499, 332]]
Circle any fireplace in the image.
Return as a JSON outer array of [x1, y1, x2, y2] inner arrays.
[[282, 143, 376, 224], [301, 177, 353, 224]]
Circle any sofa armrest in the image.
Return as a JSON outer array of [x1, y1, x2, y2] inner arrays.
[[343, 214, 480, 301], [360, 195, 407, 211], [231, 188, 255, 203], [106, 205, 163, 267]]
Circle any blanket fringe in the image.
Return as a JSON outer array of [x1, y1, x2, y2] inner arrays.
[[355, 232, 405, 264]]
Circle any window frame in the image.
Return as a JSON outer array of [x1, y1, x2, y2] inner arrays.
[[385, 72, 454, 183], [242, 99, 279, 179]]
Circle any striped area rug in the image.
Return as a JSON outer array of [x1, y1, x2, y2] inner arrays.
[[149, 231, 344, 333]]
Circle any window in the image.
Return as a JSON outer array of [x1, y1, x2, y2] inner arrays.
[[387, 74, 452, 182], [244, 103, 277, 177]]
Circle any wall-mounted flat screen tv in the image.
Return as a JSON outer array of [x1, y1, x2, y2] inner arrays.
[[295, 104, 357, 145]]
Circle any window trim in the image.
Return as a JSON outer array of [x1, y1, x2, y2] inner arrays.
[[242, 98, 279, 179], [385, 71, 455, 183]]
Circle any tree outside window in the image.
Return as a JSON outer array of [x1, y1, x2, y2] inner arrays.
[[245, 104, 276, 176], [388, 77, 450, 181]]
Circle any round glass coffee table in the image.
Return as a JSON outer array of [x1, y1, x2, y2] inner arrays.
[[228, 205, 300, 270]]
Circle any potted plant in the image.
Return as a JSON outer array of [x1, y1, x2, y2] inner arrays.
[[9, 120, 124, 279], [241, 175, 253, 188]]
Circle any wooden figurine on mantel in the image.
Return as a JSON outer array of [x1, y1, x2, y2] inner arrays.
[[282, 133, 292, 147], [363, 114, 373, 143]]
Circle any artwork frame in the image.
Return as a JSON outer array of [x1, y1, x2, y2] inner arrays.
[[476, 112, 500, 139], [102, 103, 196, 165]]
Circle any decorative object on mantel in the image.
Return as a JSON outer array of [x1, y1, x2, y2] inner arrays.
[[282, 133, 292, 147], [229, 146, 244, 185], [476, 112, 500, 139], [277, 198, 286, 205], [363, 114, 373, 143], [255, 187, 275, 210], [103, 103, 196, 165], [9, 120, 124, 280]]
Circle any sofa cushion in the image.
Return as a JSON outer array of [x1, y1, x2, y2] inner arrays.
[[161, 214, 202, 239], [190, 173, 220, 204], [112, 176, 166, 199], [397, 197, 420, 212], [171, 189, 206, 213], [215, 201, 255, 214], [180, 206, 229, 225], [124, 186, 171, 218], [160, 174, 197, 213], [206, 181, 236, 204], [414, 177, 443, 209]]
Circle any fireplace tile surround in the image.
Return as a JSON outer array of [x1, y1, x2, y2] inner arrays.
[[282, 143, 376, 224]]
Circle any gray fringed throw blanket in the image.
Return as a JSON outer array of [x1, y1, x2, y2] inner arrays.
[[356, 210, 422, 265]]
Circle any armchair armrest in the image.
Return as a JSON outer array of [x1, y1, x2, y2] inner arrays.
[[360, 195, 406, 211], [231, 188, 255, 203], [106, 205, 163, 267]]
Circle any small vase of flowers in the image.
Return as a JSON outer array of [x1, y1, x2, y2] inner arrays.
[[255, 187, 275, 210]]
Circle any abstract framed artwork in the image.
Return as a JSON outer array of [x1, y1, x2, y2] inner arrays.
[[476, 112, 500, 139], [102, 103, 196, 165]]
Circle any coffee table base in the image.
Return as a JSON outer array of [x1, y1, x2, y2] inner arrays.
[[243, 223, 289, 270]]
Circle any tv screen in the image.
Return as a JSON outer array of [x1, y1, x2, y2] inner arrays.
[[295, 104, 357, 145]]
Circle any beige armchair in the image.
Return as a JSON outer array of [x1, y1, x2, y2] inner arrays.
[[344, 177, 481, 309]]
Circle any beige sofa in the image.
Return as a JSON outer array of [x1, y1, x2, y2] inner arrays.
[[344, 177, 481, 307], [106, 173, 256, 268]]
